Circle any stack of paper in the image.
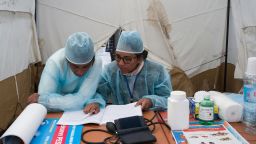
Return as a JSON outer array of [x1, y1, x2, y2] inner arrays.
[[57, 102, 142, 125]]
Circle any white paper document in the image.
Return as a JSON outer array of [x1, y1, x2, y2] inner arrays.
[[0, 103, 47, 144], [57, 102, 142, 125]]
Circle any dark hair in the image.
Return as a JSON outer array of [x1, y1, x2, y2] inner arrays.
[[89, 56, 95, 65], [66, 56, 95, 66], [136, 50, 148, 60]]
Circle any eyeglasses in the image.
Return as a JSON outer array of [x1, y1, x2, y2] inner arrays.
[[114, 54, 137, 64]]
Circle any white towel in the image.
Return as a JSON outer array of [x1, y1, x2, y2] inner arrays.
[[209, 91, 243, 122]]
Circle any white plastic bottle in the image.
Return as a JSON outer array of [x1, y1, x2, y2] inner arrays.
[[168, 91, 189, 130]]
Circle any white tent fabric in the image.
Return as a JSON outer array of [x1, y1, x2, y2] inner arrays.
[[37, 0, 227, 77], [37, 0, 176, 70], [0, 0, 35, 15], [231, 0, 256, 79], [166, 0, 227, 77], [0, 0, 41, 81]]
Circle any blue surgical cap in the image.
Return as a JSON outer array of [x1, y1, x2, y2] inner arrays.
[[116, 31, 144, 54], [65, 32, 94, 65]]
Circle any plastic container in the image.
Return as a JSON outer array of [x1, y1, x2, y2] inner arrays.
[[194, 102, 218, 121], [199, 95, 214, 125], [243, 57, 256, 134], [193, 91, 219, 120], [168, 91, 189, 130]]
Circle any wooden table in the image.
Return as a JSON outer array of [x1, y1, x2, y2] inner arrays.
[[47, 111, 256, 144], [229, 122, 256, 144]]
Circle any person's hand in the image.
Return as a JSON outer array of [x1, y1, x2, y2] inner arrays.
[[27, 93, 39, 104], [83, 103, 100, 114], [135, 98, 153, 110]]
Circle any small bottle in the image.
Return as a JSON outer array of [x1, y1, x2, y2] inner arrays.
[[199, 95, 214, 125], [168, 91, 189, 130], [243, 57, 256, 134]]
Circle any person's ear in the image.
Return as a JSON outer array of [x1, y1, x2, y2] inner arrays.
[[138, 55, 144, 62]]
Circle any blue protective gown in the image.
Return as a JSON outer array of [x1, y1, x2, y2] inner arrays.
[[38, 48, 105, 111], [96, 60, 172, 110]]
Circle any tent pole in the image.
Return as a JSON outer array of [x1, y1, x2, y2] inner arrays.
[[35, 0, 37, 22], [224, 0, 231, 91]]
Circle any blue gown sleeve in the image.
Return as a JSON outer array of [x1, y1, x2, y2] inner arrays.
[[143, 67, 172, 111], [38, 58, 105, 111], [95, 68, 112, 103]]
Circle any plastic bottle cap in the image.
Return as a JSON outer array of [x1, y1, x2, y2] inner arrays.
[[194, 91, 209, 102], [246, 57, 256, 76], [204, 95, 210, 100], [170, 91, 186, 100]]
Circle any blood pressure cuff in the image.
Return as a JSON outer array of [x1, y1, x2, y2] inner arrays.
[[114, 116, 156, 144]]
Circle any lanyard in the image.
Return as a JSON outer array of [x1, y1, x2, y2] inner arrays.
[[124, 75, 138, 102]]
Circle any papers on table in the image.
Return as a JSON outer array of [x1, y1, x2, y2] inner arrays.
[[57, 102, 142, 125], [57, 110, 104, 125]]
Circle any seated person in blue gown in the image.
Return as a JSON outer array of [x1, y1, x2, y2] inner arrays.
[[96, 31, 172, 110], [27, 32, 105, 114]]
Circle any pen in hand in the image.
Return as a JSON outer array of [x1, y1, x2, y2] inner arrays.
[[83, 102, 100, 114], [89, 109, 96, 115]]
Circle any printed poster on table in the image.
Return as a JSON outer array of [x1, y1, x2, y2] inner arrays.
[[183, 125, 241, 144], [31, 118, 83, 144], [171, 121, 249, 144]]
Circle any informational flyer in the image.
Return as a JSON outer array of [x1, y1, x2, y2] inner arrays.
[[171, 121, 249, 144], [31, 118, 83, 144], [183, 125, 241, 144]]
